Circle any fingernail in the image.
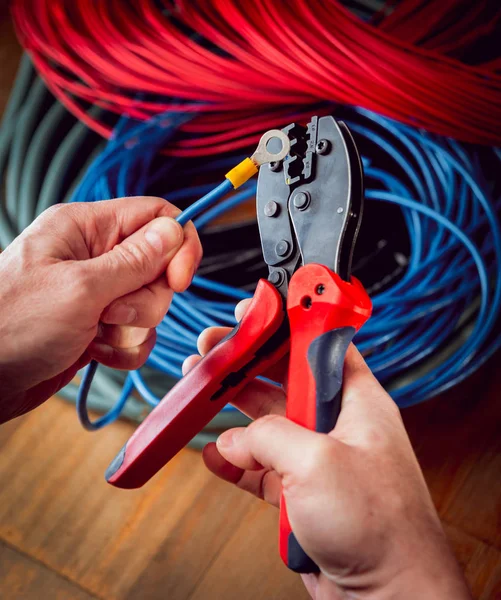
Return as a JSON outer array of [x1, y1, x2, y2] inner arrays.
[[145, 217, 183, 253], [103, 303, 137, 325], [217, 429, 242, 449]]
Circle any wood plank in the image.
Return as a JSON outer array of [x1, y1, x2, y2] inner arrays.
[[125, 470, 261, 600], [0, 400, 307, 600], [0, 539, 97, 600], [402, 360, 501, 549], [2, 393, 500, 600], [0, 399, 213, 599], [188, 502, 310, 600], [444, 524, 501, 600]]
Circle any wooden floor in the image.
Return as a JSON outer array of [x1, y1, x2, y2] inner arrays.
[[1, 9, 500, 600], [0, 362, 500, 600]]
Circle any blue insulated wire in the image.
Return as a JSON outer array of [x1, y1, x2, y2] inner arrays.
[[176, 179, 233, 226], [77, 173, 240, 429]]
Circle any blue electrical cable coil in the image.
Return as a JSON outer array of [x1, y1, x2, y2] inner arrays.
[[0, 63, 499, 432], [63, 106, 501, 427]]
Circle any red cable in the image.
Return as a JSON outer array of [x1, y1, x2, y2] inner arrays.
[[11, 0, 501, 152]]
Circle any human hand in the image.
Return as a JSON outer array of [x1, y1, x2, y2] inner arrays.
[[184, 300, 471, 600], [0, 197, 201, 423]]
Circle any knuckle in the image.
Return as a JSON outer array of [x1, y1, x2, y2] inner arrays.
[[387, 398, 403, 422], [42, 203, 68, 220], [247, 414, 283, 442], [251, 413, 282, 431], [115, 240, 154, 275], [41, 203, 82, 228], [132, 335, 155, 369], [196, 239, 204, 264], [114, 345, 145, 371], [127, 287, 171, 329]]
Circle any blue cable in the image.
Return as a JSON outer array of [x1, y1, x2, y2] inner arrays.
[[176, 179, 233, 226]]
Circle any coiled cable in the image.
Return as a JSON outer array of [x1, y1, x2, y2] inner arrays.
[[1, 57, 500, 436], [12, 0, 501, 148]]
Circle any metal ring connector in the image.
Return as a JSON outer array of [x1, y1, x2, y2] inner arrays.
[[251, 129, 290, 166]]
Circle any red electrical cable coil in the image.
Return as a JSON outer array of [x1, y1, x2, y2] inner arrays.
[[11, 0, 501, 154]]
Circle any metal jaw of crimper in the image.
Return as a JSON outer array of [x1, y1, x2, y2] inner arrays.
[[257, 115, 364, 297]]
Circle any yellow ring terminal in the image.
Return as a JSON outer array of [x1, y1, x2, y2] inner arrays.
[[225, 129, 291, 189], [225, 157, 258, 189]]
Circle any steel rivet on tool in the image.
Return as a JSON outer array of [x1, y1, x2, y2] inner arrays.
[[315, 284, 325, 295], [275, 239, 290, 257], [264, 201, 279, 217], [293, 191, 310, 210], [337, 207, 344, 214], [269, 270, 284, 286], [316, 139, 330, 155]]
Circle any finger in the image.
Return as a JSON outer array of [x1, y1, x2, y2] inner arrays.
[[182, 352, 286, 419], [166, 219, 203, 293], [85, 197, 183, 245], [342, 344, 394, 409], [300, 574, 320, 600], [197, 326, 231, 355], [35, 197, 178, 247], [202, 443, 281, 506], [182, 354, 201, 375], [194, 295, 267, 357], [235, 298, 252, 321], [88, 329, 156, 370], [196, 326, 289, 385], [229, 380, 285, 420], [95, 325, 153, 349], [100, 277, 173, 327], [216, 415, 334, 477], [334, 344, 403, 444], [202, 442, 245, 484], [80, 216, 184, 305]]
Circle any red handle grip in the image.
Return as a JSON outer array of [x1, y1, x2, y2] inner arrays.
[[280, 264, 372, 572], [106, 279, 288, 489]]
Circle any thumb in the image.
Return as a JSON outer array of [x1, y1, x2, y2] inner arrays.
[[335, 344, 403, 444], [81, 216, 184, 305], [216, 415, 333, 478]]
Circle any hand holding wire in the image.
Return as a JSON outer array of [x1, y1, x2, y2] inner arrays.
[[77, 130, 290, 430], [0, 197, 201, 424]]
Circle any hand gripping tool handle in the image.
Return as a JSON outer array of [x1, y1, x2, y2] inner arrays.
[[106, 279, 288, 489], [279, 264, 372, 573]]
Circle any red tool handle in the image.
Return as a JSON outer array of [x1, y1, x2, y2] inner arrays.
[[106, 279, 288, 489], [280, 264, 372, 573]]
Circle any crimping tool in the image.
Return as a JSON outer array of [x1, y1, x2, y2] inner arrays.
[[105, 116, 372, 573]]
